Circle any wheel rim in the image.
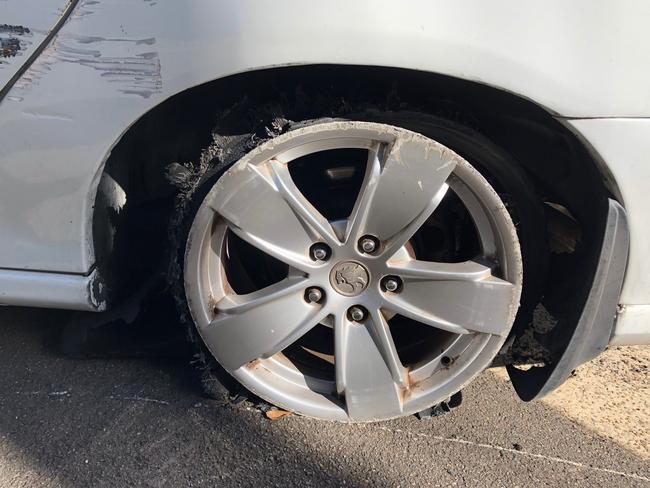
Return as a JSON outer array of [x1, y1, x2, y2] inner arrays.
[[184, 121, 522, 422]]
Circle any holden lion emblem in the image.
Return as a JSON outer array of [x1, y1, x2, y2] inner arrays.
[[330, 261, 370, 297]]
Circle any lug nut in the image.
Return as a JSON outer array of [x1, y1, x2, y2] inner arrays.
[[359, 236, 379, 254], [348, 306, 367, 322], [382, 276, 402, 293], [310, 243, 330, 261], [306, 287, 323, 303]]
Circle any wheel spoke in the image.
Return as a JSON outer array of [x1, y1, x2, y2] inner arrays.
[[345, 136, 456, 254], [334, 313, 403, 421], [268, 159, 340, 247], [369, 308, 409, 388], [345, 143, 382, 242], [383, 259, 517, 336], [387, 259, 495, 281], [209, 162, 327, 272], [203, 277, 327, 370], [382, 183, 449, 258]]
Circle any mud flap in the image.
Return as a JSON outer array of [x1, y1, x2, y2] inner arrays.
[[507, 199, 629, 401]]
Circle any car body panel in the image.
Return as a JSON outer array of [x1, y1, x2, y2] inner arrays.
[[568, 118, 650, 345], [0, 267, 105, 311], [611, 305, 650, 346], [0, 0, 71, 91], [567, 118, 650, 306], [0, 0, 648, 342]]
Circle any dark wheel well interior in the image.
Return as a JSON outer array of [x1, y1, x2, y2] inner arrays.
[[94, 64, 612, 365]]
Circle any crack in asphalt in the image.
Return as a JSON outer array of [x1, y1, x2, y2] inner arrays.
[[377, 426, 650, 483], [14, 386, 647, 483]]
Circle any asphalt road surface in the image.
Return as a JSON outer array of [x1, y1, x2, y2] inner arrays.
[[0, 308, 648, 487]]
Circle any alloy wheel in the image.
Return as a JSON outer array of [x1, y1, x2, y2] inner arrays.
[[184, 121, 522, 421]]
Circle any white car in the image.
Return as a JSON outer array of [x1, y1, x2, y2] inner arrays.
[[1, 0, 648, 422]]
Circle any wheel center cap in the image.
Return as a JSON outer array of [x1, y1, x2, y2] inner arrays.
[[330, 261, 370, 297]]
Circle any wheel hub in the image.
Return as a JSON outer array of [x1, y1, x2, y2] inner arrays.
[[330, 261, 370, 297]]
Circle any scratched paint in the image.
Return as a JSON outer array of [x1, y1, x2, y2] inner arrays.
[[15, 34, 162, 98], [0, 0, 72, 91], [0, 38, 21, 58], [70, 0, 99, 19], [0, 24, 32, 63], [4, 0, 161, 97]]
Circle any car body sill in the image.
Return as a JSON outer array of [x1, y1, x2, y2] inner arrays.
[[0, 267, 105, 311]]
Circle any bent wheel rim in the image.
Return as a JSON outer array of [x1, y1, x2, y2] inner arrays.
[[184, 121, 522, 422]]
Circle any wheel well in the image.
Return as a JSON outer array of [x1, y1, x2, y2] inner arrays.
[[94, 64, 612, 364]]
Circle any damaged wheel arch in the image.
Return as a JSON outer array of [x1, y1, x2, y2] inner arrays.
[[91, 65, 622, 403]]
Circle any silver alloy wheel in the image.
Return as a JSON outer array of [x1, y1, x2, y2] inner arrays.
[[184, 121, 523, 422]]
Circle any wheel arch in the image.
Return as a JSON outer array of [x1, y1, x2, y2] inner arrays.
[[94, 64, 619, 261], [93, 64, 619, 390]]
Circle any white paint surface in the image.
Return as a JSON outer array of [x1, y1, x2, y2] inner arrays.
[[0, 0, 648, 338], [0, 0, 70, 89]]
